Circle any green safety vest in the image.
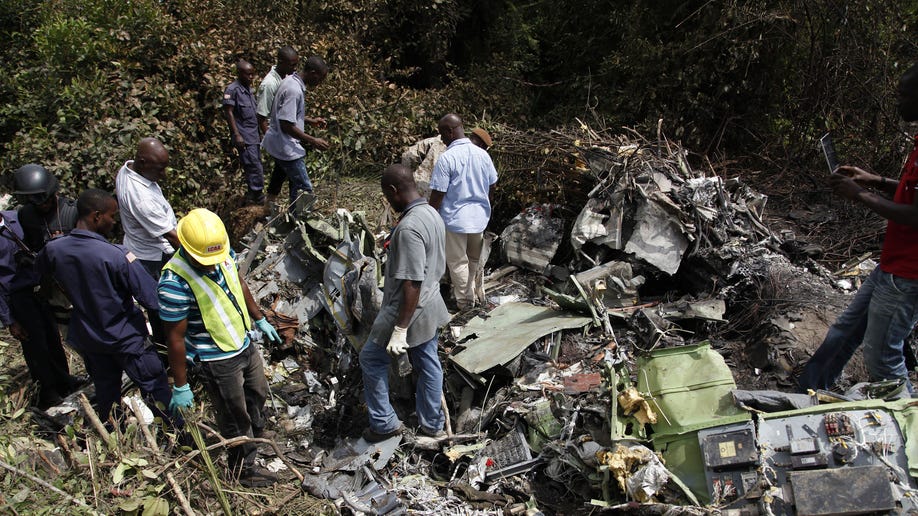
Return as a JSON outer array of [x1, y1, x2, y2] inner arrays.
[[163, 253, 251, 353]]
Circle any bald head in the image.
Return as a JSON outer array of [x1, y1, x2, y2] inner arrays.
[[277, 46, 297, 64], [437, 113, 465, 145], [382, 164, 414, 190], [302, 56, 329, 87], [381, 164, 419, 211], [133, 137, 170, 182]]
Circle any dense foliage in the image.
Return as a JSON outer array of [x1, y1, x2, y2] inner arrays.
[[0, 0, 916, 217]]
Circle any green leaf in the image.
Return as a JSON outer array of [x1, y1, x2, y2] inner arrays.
[[113, 462, 127, 484], [140, 469, 158, 480], [118, 498, 143, 512], [142, 497, 169, 516], [12, 487, 30, 503]]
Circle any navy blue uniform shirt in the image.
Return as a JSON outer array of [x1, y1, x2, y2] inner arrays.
[[37, 229, 159, 354], [0, 210, 24, 326], [222, 80, 260, 145]]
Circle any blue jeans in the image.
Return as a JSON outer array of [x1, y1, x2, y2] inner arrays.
[[359, 333, 444, 434], [798, 267, 918, 393], [272, 157, 313, 203]]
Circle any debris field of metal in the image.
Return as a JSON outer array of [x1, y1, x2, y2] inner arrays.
[[206, 132, 916, 515]]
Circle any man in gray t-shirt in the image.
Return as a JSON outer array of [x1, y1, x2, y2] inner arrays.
[[261, 56, 329, 204], [359, 164, 450, 442]]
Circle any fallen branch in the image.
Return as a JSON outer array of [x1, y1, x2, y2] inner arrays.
[[77, 393, 115, 451], [157, 422, 305, 483], [0, 458, 103, 516], [128, 399, 195, 516], [408, 432, 486, 452], [195, 422, 305, 483]]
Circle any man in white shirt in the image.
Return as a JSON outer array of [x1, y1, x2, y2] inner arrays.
[[115, 137, 179, 344], [429, 114, 498, 310]]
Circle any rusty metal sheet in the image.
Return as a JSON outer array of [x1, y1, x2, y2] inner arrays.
[[562, 373, 602, 394]]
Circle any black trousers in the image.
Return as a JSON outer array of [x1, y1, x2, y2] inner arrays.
[[10, 289, 71, 402], [200, 345, 268, 472]]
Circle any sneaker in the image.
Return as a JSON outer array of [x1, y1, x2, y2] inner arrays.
[[418, 426, 447, 439], [238, 465, 277, 488], [362, 423, 403, 443]]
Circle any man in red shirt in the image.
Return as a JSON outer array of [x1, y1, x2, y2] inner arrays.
[[798, 64, 918, 394]]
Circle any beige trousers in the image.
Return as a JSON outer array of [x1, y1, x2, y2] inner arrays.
[[445, 231, 484, 308]]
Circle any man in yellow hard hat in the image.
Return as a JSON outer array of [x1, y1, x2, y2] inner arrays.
[[158, 208, 281, 488]]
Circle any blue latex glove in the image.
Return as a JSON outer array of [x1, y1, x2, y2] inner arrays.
[[169, 384, 194, 414], [254, 317, 281, 344]]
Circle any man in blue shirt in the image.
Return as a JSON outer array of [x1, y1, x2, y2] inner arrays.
[[159, 208, 281, 488], [223, 60, 265, 205], [0, 211, 24, 338], [261, 56, 330, 204], [6, 164, 83, 408], [37, 189, 174, 425], [429, 114, 498, 310]]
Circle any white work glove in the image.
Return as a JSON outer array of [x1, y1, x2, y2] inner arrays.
[[386, 326, 409, 356]]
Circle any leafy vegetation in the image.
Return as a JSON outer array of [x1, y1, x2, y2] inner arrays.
[[1, 0, 916, 216]]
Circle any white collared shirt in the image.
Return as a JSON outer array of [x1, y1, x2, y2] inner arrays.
[[115, 160, 176, 260]]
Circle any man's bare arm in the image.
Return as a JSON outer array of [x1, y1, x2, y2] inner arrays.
[[280, 120, 329, 151]]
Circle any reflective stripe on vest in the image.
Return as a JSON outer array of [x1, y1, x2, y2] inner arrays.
[[163, 253, 251, 352]]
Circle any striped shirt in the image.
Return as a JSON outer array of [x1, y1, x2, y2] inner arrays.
[[158, 250, 249, 362]]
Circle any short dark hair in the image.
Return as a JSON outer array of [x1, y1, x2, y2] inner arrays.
[[278, 46, 297, 63], [77, 188, 114, 219], [304, 56, 328, 75]]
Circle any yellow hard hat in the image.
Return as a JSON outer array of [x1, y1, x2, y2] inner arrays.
[[177, 208, 230, 266]]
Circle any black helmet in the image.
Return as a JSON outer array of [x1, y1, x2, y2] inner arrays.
[[13, 164, 58, 204]]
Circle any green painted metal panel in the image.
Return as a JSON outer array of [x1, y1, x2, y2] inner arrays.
[[449, 302, 593, 375], [636, 342, 749, 437]]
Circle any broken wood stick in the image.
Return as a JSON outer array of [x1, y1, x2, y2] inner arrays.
[[409, 432, 485, 451], [441, 392, 453, 438], [483, 265, 518, 290], [78, 393, 116, 451], [179, 422, 305, 483], [0, 458, 103, 515], [128, 399, 195, 516]]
